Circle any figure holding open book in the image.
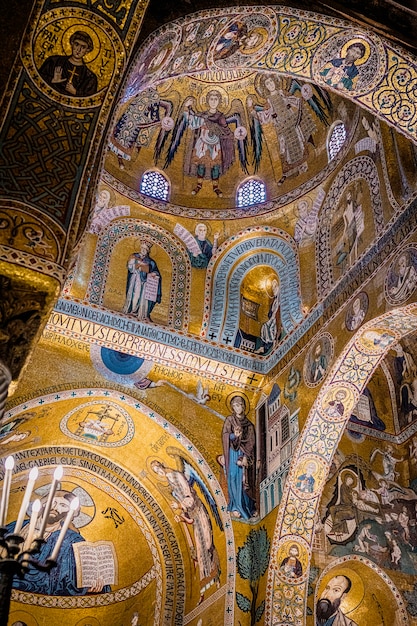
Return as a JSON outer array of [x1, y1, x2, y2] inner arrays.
[[10, 489, 114, 595], [122, 240, 162, 322]]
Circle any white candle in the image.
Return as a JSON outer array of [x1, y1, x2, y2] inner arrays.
[[37, 465, 63, 539], [0, 456, 15, 526], [15, 466, 39, 534], [24, 498, 41, 551], [49, 497, 79, 562]]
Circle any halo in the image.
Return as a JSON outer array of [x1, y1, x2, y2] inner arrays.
[[225, 391, 250, 413], [319, 567, 365, 613], [264, 274, 280, 299], [338, 468, 359, 490], [61, 23, 101, 64], [33, 480, 94, 529], [295, 196, 312, 215], [199, 85, 229, 110], [147, 456, 169, 482], [254, 71, 281, 98], [340, 37, 371, 66], [241, 27, 268, 55], [296, 458, 318, 477]]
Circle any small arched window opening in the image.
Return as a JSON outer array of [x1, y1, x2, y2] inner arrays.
[[236, 178, 266, 208], [140, 170, 170, 201]]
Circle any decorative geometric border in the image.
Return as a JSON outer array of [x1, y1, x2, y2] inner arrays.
[[0, 245, 66, 285], [266, 303, 417, 625], [5, 387, 235, 624], [86, 219, 191, 330]]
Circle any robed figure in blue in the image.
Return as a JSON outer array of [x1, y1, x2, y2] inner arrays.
[[221, 395, 257, 519], [10, 490, 110, 595]]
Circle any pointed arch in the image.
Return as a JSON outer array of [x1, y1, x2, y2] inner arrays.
[[316, 155, 384, 298], [266, 303, 417, 625]]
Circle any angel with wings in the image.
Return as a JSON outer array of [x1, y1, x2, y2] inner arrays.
[[150, 450, 223, 604], [109, 87, 173, 169], [164, 89, 248, 197], [247, 74, 331, 183]]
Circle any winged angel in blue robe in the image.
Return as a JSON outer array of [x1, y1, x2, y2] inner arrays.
[[150, 448, 223, 604], [164, 89, 249, 197]]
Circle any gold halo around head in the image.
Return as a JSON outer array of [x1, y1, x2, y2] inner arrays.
[[265, 274, 280, 298], [297, 458, 318, 476], [254, 71, 282, 98], [199, 85, 229, 110], [147, 456, 169, 481], [340, 38, 371, 66], [319, 567, 365, 613], [226, 391, 250, 413], [241, 26, 268, 54], [62, 24, 101, 64], [340, 469, 358, 488]]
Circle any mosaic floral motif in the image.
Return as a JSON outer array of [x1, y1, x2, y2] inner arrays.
[[336, 347, 376, 386], [272, 581, 304, 625], [302, 415, 344, 459], [282, 494, 317, 538], [268, 306, 417, 625]]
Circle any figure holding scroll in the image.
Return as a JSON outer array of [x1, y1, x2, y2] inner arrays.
[[122, 240, 162, 321], [174, 222, 219, 269]]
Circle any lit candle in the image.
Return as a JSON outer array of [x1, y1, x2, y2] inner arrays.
[[24, 498, 41, 551], [37, 465, 63, 539], [15, 466, 39, 534], [0, 455, 15, 526], [49, 497, 79, 562]]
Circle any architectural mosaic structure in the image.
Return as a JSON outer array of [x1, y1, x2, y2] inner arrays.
[[1, 1, 417, 625]]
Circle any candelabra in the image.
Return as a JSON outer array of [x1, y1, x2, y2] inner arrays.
[[0, 456, 79, 626]]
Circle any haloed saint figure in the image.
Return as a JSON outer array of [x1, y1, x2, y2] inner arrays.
[[316, 575, 358, 626], [39, 30, 98, 97]]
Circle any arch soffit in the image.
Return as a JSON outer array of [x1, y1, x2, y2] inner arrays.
[[266, 303, 417, 625], [202, 228, 303, 341], [123, 6, 417, 144]]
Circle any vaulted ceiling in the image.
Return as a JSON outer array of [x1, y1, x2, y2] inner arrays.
[[1, 2, 417, 626]]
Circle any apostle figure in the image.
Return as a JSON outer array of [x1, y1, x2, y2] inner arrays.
[[316, 575, 359, 626], [319, 41, 366, 91], [10, 490, 111, 595], [389, 252, 417, 304], [122, 240, 162, 322], [280, 544, 303, 578], [221, 395, 257, 519], [39, 31, 98, 97], [190, 223, 219, 269]]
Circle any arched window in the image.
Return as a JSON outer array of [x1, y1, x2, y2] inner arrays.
[[327, 121, 347, 161], [140, 170, 170, 201], [236, 178, 266, 208]]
